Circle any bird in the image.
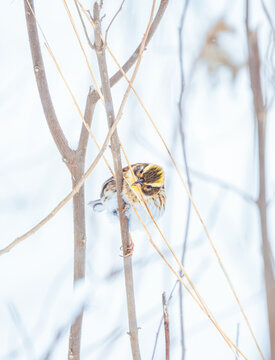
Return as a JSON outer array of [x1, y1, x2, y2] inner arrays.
[[88, 163, 166, 233]]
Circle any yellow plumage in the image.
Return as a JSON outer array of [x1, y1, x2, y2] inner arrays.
[[89, 163, 166, 231]]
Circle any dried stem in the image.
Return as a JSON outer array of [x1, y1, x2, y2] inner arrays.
[[119, 141, 246, 359], [162, 292, 170, 360], [128, 196, 247, 359], [246, 1, 275, 358]]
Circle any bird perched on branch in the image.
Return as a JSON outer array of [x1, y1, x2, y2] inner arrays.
[[89, 163, 166, 232]]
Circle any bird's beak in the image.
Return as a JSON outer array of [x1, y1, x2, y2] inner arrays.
[[132, 178, 143, 186]]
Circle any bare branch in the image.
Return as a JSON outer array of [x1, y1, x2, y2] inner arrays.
[[246, 2, 275, 358], [92, 1, 158, 358], [105, 0, 126, 44], [77, 87, 97, 152], [260, 0, 275, 33], [177, 2, 190, 359], [109, 0, 168, 89], [76, 0, 168, 100], [152, 282, 179, 359], [24, 0, 74, 165], [73, 0, 95, 49], [93, 2, 142, 358], [0, 111, 123, 256], [162, 292, 170, 360]]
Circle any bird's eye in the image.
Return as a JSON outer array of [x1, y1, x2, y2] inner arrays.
[[146, 185, 152, 189]]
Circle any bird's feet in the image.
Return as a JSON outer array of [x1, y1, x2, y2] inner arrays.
[[120, 233, 134, 257]]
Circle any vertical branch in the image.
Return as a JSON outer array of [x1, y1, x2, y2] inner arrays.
[[68, 158, 86, 360], [177, 1, 190, 359], [93, 3, 141, 359], [162, 292, 170, 360], [245, 1, 275, 358]]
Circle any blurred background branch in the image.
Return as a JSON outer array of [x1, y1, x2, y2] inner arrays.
[[246, 1, 275, 357], [177, 1, 190, 359]]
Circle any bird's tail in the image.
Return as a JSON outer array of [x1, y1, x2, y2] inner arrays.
[[88, 199, 105, 212]]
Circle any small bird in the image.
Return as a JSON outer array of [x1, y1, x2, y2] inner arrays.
[[88, 163, 166, 232]]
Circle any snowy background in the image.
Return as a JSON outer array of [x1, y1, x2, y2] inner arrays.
[[1, 0, 275, 359]]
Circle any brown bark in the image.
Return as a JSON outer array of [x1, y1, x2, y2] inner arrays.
[[246, 3, 275, 358], [24, 2, 93, 359], [93, 3, 141, 359], [24, 0, 74, 166], [162, 292, 170, 360], [68, 159, 86, 360]]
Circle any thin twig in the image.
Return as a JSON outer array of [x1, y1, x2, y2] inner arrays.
[[260, 0, 275, 33], [162, 292, 170, 360], [73, 0, 95, 49], [177, 2, 190, 359], [105, 0, 126, 44], [76, 0, 169, 97], [62, 0, 104, 103], [152, 281, 179, 359], [8, 303, 34, 359]]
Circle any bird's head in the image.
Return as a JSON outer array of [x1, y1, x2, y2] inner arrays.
[[131, 164, 164, 196]]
